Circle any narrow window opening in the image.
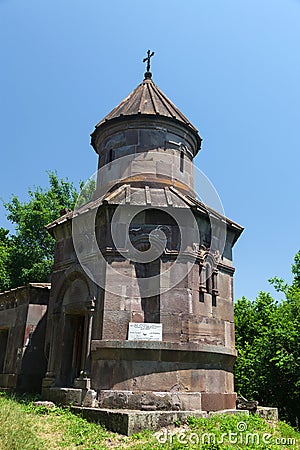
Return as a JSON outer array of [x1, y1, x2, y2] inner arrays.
[[180, 151, 184, 172], [199, 265, 206, 302], [212, 272, 218, 307], [108, 148, 113, 163], [204, 262, 218, 307], [212, 294, 217, 307], [206, 264, 212, 294]]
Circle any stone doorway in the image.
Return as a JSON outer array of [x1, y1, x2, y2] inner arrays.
[[61, 315, 85, 387]]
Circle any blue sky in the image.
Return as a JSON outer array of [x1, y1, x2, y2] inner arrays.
[[1, 0, 299, 301]]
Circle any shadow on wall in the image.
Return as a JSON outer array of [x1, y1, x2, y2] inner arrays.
[[17, 314, 48, 393]]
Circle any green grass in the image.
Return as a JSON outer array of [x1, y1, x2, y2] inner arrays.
[[0, 391, 300, 449]]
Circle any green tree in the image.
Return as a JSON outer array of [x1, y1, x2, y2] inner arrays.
[[0, 228, 11, 291], [1, 172, 79, 290], [292, 250, 300, 288], [235, 251, 300, 426]]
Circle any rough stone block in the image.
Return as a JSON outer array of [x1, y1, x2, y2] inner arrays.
[[256, 406, 278, 422], [103, 291, 125, 311], [159, 313, 182, 341], [217, 271, 232, 297], [98, 390, 203, 411], [225, 371, 235, 393], [212, 297, 234, 322], [98, 389, 130, 409], [160, 288, 190, 313], [139, 129, 165, 148], [156, 163, 173, 183], [177, 392, 201, 410], [103, 132, 126, 151], [193, 297, 212, 317], [181, 314, 225, 345], [33, 401, 56, 408], [125, 282, 143, 300], [125, 129, 138, 145], [91, 360, 116, 390], [114, 145, 135, 158], [210, 409, 249, 417], [224, 321, 235, 349], [74, 377, 91, 389], [41, 377, 56, 389], [131, 160, 157, 175], [44, 387, 83, 406], [82, 389, 98, 407], [101, 310, 131, 340], [71, 407, 208, 435], [127, 391, 180, 411], [201, 393, 237, 411], [203, 370, 226, 393]]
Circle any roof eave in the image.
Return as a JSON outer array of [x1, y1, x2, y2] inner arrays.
[[90, 113, 202, 154]]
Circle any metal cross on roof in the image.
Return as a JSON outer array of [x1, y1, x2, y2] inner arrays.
[[143, 50, 155, 75]]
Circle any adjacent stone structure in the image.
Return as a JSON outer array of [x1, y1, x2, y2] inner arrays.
[[0, 283, 50, 392], [42, 70, 243, 416]]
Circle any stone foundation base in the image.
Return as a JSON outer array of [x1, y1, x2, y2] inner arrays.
[[71, 407, 249, 435], [98, 389, 237, 412], [71, 407, 208, 435], [41, 387, 278, 435], [42, 386, 237, 412]]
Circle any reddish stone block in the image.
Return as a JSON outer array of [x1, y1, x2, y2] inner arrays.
[[201, 393, 237, 411], [102, 311, 131, 340], [160, 288, 190, 313], [181, 314, 225, 345], [212, 297, 234, 322]]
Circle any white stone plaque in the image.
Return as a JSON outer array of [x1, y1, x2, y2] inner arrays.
[[128, 322, 162, 341]]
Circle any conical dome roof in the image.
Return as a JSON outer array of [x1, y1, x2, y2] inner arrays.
[[91, 75, 201, 150]]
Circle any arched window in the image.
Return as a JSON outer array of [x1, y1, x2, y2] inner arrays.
[[199, 259, 218, 306], [206, 263, 213, 294]]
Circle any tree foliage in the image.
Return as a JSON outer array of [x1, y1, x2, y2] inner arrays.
[[0, 172, 79, 291], [234, 251, 300, 426], [0, 228, 11, 291]]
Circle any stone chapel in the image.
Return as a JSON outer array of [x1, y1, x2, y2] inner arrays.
[[41, 58, 243, 419]]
